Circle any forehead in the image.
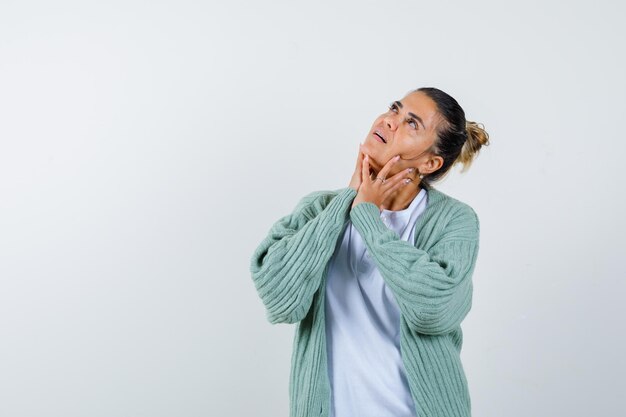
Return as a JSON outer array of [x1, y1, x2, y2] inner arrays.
[[399, 92, 439, 131]]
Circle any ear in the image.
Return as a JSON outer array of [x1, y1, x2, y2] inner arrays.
[[421, 155, 444, 175]]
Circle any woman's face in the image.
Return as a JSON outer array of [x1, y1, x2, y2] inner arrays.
[[362, 91, 443, 177]]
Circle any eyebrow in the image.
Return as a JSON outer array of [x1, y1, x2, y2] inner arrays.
[[394, 100, 426, 130]]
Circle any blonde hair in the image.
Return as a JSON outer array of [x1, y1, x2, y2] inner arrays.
[[456, 121, 490, 173]]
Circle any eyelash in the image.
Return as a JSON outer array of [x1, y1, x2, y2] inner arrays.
[[387, 103, 418, 129]]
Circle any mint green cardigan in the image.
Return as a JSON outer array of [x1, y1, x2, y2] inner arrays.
[[250, 185, 480, 417]]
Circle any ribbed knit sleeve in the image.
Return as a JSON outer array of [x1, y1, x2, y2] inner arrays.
[[250, 187, 357, 324], [349, 201, 480, 336]]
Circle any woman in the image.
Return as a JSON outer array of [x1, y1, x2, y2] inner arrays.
[[250, 87, 490, 417]]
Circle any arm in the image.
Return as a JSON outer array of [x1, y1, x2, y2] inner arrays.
[[250, 187, 357, 324], [349, 201, 480, 335]]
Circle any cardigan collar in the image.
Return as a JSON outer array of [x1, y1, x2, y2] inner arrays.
[[336, 184, 451, 247], [336, 184, 448, 210], [411, 185, 448, 244]]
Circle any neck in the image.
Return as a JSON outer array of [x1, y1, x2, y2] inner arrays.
[[386, 184, 422, 211]]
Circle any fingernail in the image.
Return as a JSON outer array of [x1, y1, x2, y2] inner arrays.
[[408, 168, 414, 173], [394, 155, 400, 161]]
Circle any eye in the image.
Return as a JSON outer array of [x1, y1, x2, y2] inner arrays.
[[388, 103, 418, 130], [388, 103, 398, 113]]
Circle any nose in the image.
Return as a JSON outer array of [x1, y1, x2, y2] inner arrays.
[[383, 114, 398, 130]]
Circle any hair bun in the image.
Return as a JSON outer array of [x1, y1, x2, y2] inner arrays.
[[455, 120, 490, 172], [466, 121, 490, 146]]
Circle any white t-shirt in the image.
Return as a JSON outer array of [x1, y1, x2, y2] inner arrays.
[[324, 188, 428, 417]]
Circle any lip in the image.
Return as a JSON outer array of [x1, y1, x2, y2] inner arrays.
[[373, 131, 387, 143]]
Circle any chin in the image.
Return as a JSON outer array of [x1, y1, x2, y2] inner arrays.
[[361, 141, 383, 169], [367, 156, 383, 172]]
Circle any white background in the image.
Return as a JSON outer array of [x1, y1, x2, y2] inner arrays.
[[1, 1, 625, 416]]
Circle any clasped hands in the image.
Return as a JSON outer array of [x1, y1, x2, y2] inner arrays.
[[349, 144, 418, 211]]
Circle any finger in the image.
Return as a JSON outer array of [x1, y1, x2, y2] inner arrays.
[[391, 166, 417, 183], [389, 168, 415, 190], [362, 154, 371, 183], [378, 154, 401, 183], [358, 144, 366, 168]]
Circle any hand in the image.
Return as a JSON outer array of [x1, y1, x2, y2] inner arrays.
[[348, 143, 367, 191], [351, 154, 415, 211]]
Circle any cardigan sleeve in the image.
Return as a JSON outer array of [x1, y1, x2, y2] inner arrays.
[[349, 201, 480, 336], [250, 187, 357, 324]]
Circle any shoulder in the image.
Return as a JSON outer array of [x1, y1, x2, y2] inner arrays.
[[291, 186, 353, 219], [296, 186, 352, 208]]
